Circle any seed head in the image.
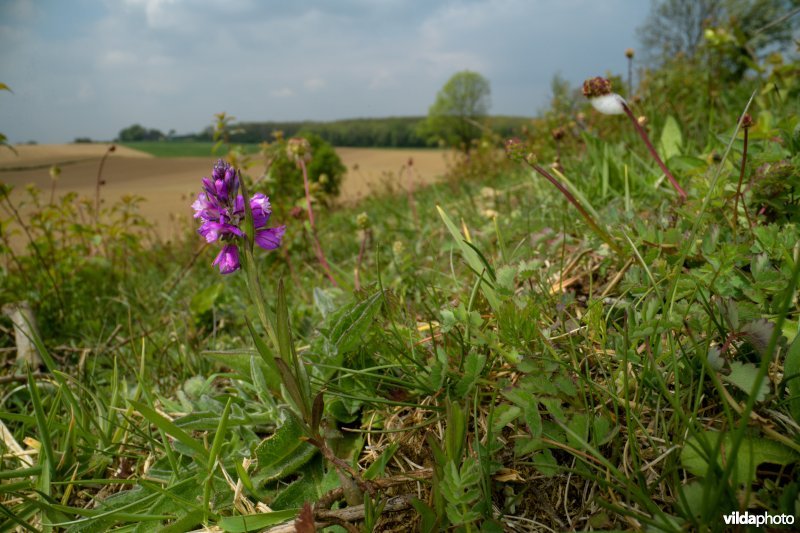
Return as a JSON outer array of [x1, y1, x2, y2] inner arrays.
[[356, 212, 370, 230], [551, 127, 566, 142], [625, 48, 635, 59], [287, 137, 312, 163], [637, 115, 648, 127], [741, 113, 755, 129], [582, 77, 613, 98]]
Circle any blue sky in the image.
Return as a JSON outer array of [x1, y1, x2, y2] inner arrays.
[[0, 0, 652, 143]]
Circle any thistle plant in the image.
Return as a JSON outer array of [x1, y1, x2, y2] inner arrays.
[[583, 76, 688, 201]]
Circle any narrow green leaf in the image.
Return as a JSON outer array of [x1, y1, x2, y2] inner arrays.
[[245, 318, 281, 391], [437, 206, 500, 310], [128, 400, 208, 460], [218, 509, 299, 532]]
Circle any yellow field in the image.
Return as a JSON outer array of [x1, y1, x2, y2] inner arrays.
[[1, 144, 449, 241]]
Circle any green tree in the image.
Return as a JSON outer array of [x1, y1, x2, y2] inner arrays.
[[421, 70, 491, 152], [118, 124, 165, 142], [638, 0, 799, 77]]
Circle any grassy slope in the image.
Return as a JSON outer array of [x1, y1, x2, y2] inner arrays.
[[2, 61, 800, 531]]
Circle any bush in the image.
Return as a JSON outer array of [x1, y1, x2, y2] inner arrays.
[[263, 132, 346, 206]]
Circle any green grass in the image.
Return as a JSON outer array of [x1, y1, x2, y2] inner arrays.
[[3, 44, 800, 532], [122, 141, 262, 157]]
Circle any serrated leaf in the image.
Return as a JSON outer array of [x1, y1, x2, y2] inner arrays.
[[741, 319, 776, 357], [680, 431, 798, 486], [455, 352, 486, 397], [490, 404, 521, 434], [495, 265, 516, 296], [722, 361, 770, 401], [253, 416, 317, 485]]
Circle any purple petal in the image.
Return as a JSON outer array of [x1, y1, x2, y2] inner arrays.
[[254, 225, 286, 250], [212, 244, 240, 274], [198, 221, 243, 243]]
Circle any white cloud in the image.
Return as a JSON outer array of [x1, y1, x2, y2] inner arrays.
[[304, 78, 326, 91], [271, 87, 294, 98]]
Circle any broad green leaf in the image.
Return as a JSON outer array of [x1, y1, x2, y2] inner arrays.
[[502, 388, 541, 438], [437, 206, 499, 310], [217, 509, 299, 532], [785, 330, 800, 423], [253, 416, 317, 485], [271, 455, 339, 509], [659, 115, 682, 161], [326, 290, 383, 357], [722, 361, 769, 401], [189, 282, 223, 316], [680, 431, 798, 486]]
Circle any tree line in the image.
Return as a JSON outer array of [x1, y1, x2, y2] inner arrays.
[[117, 115, 532, 148]]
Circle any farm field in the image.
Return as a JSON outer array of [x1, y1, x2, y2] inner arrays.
[[1, 144, 449, 241]]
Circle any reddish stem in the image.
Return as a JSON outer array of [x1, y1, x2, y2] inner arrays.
[[622, 103, 687, 201], [299, 158, 338, 286], [526, 161, 623, 255]]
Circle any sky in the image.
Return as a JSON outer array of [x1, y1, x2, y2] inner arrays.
[[0, 0, 652, 144]]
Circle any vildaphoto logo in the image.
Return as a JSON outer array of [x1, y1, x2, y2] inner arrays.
[[722, 511, 795, 527]]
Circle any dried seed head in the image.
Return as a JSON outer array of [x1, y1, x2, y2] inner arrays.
[[741, 113, 755, 129], [356, 211, 370, 230], [551, 127, 566, 142], [625, 48, 635, 59], [582, 77, 613, 98], [637, 115, 648, 127], [286, 137, 312, 163]]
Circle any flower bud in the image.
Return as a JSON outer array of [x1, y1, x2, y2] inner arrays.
[[625, 48, 634, 59], [637, 115, 648, 127], [49, 165, 61, 181], [741, 113, 755, 129], [318, 173, 329, 185], [356, 211, 370, 230], [504, 137, 526, 162], [551, 127, 566, 142]]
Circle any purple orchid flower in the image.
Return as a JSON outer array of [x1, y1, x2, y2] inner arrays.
[[193, 160, 286, 274]]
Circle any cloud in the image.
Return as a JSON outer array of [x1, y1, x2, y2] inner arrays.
[[304, 78, 326, 91], [0, 0, 651, 143], [271, 87, 294, 98]]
